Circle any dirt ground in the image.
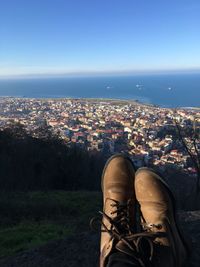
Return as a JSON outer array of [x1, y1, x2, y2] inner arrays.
[[0, 211, 199, 267]]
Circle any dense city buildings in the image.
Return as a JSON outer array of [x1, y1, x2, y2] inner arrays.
[[0, 97, 199, 176]]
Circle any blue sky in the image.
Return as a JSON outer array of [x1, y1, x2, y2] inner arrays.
[[0, 0, 200, 77]]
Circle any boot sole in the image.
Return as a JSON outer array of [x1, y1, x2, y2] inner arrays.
[[135, 167, 191, 263]]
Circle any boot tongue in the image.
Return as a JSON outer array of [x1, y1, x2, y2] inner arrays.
[[115, 240, 135, 257], [116, 237, 154, 265], [115, 241, 144, 266]]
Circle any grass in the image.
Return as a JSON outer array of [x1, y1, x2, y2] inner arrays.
[[0, 191, 102, 258]]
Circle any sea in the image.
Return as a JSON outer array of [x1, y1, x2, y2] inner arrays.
[[0, 73, 200, 108]]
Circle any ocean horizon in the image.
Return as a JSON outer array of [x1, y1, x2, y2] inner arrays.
[[0, 73, 200, 108]]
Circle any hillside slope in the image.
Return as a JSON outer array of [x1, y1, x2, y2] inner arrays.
[[0, 211, 199, 267]]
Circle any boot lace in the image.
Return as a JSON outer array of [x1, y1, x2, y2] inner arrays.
[[141, 222, 163, 231], [90, 200, 166, 267], [105, 199, 133, 234]]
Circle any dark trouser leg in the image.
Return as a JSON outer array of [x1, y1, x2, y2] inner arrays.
[[107, 252, 141, 267]]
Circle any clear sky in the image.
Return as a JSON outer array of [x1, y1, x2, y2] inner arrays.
[[0, 0, 200, 77]]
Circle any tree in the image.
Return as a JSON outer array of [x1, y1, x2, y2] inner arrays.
[[173, 111, 200, 209]]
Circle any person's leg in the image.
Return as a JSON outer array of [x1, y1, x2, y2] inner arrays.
[[135, 167, 189, 267], [107, 252, 139, 267]]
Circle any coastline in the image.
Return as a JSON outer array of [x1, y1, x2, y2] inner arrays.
[[0, 96, 199, 110]]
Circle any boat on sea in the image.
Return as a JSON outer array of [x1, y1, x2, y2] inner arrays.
[[136, 84, 143, 90], [106, 86, 114, 89]]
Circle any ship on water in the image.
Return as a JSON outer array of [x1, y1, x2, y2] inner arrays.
[[136, 84, 143, 90]]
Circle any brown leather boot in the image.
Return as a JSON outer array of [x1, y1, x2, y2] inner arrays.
[[135, 167, 189, 267], [100, 154, 136, 267]]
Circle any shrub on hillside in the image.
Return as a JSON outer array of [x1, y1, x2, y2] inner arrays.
[[0, 127, 105, 191]]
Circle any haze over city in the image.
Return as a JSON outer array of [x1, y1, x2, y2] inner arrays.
[[1, 0, 200, 78]]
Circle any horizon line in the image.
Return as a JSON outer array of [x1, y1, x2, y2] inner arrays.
[[0, 68, 200, 79]]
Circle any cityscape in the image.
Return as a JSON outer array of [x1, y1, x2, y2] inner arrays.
[[1, 0, 200, 265], [0, 97, 199, 176]]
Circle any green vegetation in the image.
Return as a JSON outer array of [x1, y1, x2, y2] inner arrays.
[[0, 191, 102, 258], [0, 127, 103, 258]]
